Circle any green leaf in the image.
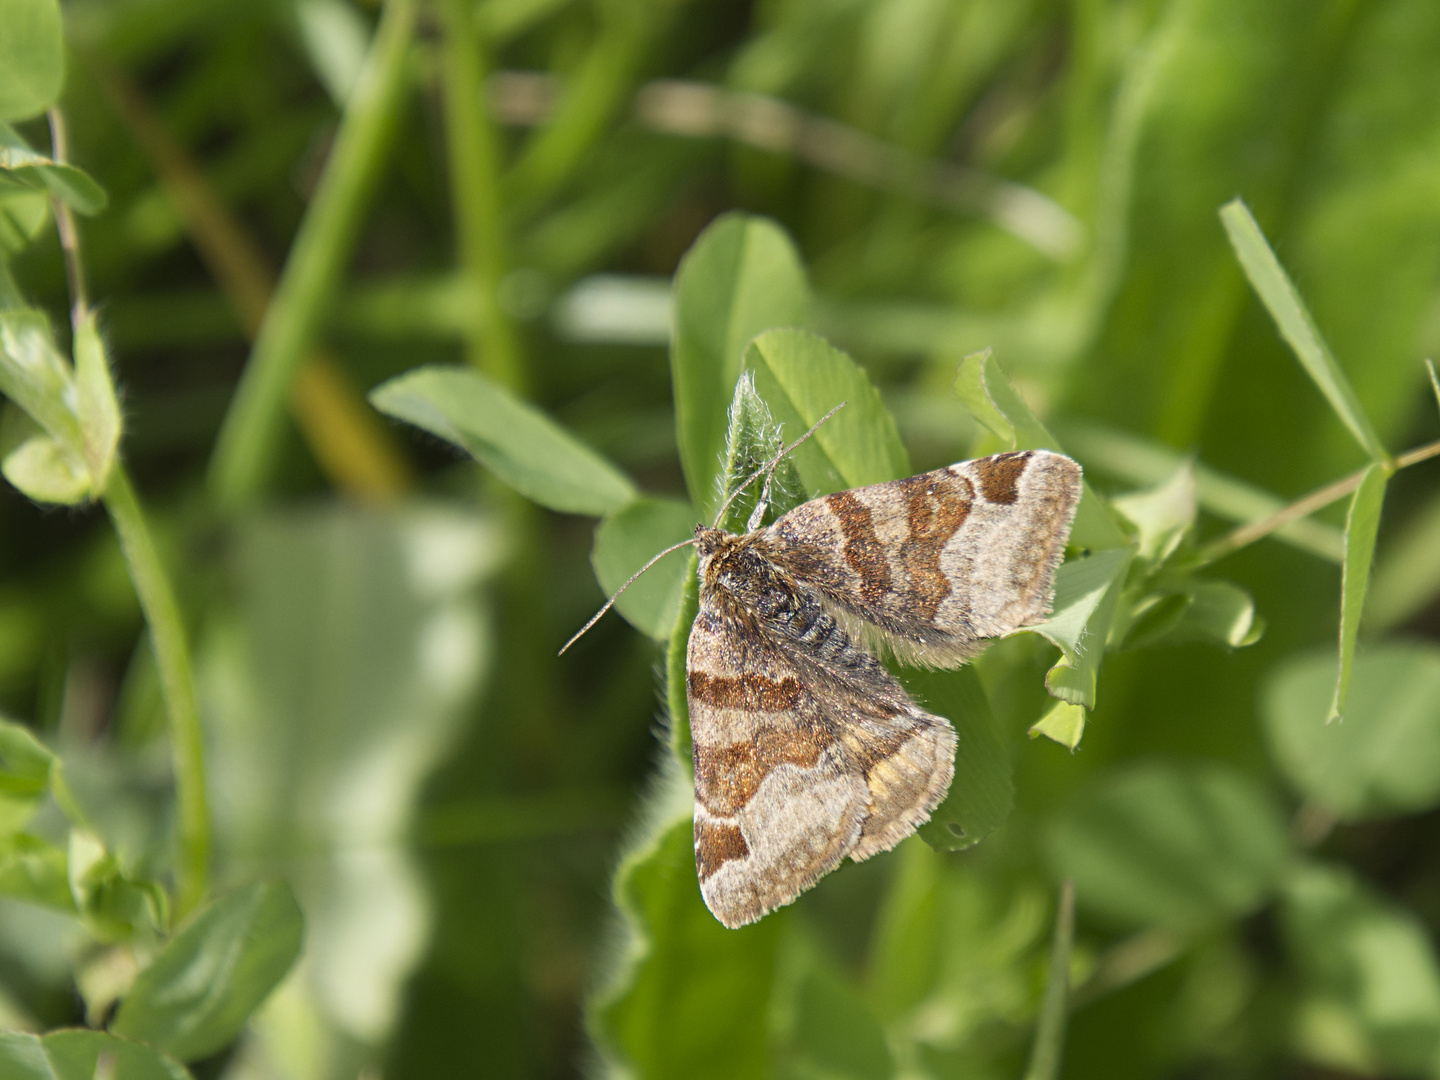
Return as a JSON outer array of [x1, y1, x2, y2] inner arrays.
[[1029, 700, 1086, 751], [1046, 761, 1292, 930], [370, 365, 637, 516], [0, 310, 83, 454], [1282, 862, 1440, 1077], [114, 881, 304, 1062], [1, 430, 90, 503], [1122, 580, 1261, 652], [0, 0, 64, 122], [0, 184, 48, 253], [73, 312, 121, 495], [0, 124, 109, 215], [0, 716, 54, 831], [1112, 459, 1197, 567], [0, 833, 71, 908], [591, 497, 700, 640], [908, 665, 1014, 852], [1264, 642, 1440, 821], [712, 373, 805, 534], [67, 829, 167, 942], [1330, 463, 1387, 722], [670, 213, 812, 519], [588, 805, 781, 1079], [953, 351, 1126, 550], [783, 955, 894, 1080], [1219, 199, 1389, 464], [742, 328, 910, 495], [1034, 548, 1132, 710], [1024, 881, 1076, 1080], [0, 1029, 193, 1080]]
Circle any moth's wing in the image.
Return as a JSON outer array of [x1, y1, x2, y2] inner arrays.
[[760, 450, 1082, 666], [687, 599, 869, 929], [686, 595, 957, 926]]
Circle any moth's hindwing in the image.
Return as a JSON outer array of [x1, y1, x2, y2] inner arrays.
[[686, 571, 955, 928], [758, 449, 1082, 666]]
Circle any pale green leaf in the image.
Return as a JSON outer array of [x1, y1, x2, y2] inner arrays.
[[1034, 548, 1131, 709], [1112, 459, 1197, 566], [370, 366, 637, 516], [73, 312, 121, 495], [0, 833, 71, 909], [1030, 700, 1086, 751], [2, 432, 90, 504]]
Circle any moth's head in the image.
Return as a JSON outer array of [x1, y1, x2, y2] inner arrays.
[[693, 524, 726, 560]]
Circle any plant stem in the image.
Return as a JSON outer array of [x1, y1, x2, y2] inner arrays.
[[104, 466, 209, 916], [1194, 437, 1440, 566], [46, 109, 88, 327], [207, 0, 417, 514], [1024, 879, 1075, 1080], [439, 0, 522, 388]]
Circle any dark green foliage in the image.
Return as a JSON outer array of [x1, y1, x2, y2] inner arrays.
[[1, 0, 1439, 1077]]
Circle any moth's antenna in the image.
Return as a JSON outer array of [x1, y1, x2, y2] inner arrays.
[[712, 400, 847, 528], [557, 536, 698, 656]]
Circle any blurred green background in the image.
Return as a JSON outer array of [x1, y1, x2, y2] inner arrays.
[[3, 0, 1440, 1077]]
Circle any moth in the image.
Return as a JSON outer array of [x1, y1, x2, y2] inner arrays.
[[688, 447, 1081, 927], [564, 422, 1083, 929]]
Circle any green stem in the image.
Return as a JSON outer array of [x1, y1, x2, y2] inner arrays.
[[103, 466, 209, 916], [207, 0, 417, 513], [1194, 437, 1440, 567], [438, 0, 522, 388]]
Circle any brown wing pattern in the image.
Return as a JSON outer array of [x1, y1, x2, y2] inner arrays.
[[687, 575, 956, 927], [756, 450, 1082, 666]]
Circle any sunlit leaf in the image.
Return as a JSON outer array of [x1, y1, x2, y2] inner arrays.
[[1, 431, 90, 504], [1029, 700, 1086, 751], [113, 881, 304, 1062], [1265, 642, 1440, 820], [1046, 761, 1292, 930], [370, 366, 637, 516], [743, 327, 910, 495], [1034, 548, 1131, 710], [0, 715, 54, 833], [670, 213, 811, 520]]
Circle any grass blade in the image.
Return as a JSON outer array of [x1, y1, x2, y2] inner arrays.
[[1219, 199, 1389, 465], [1330, 463, 1388, 722]]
